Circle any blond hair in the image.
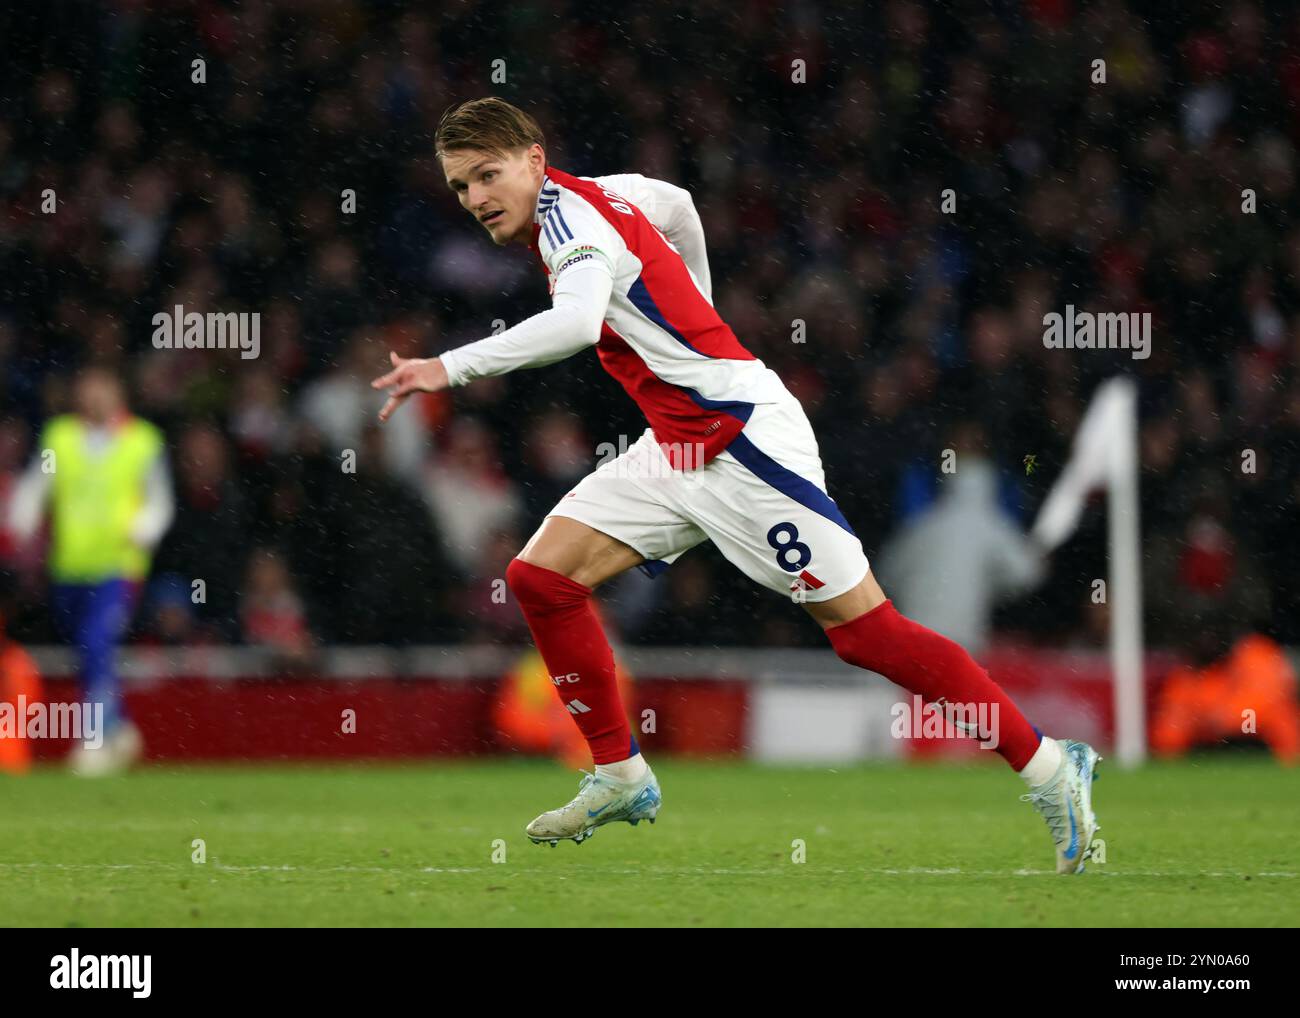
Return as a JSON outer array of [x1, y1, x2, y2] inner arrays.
[[435, 97, 546, 161]]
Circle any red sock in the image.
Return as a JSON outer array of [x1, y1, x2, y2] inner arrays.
[[505, 558, 637, 765], [825, 600, 1042, 770]]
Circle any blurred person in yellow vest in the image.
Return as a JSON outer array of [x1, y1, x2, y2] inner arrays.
[[0, 568, 43, 774], [7, 367, 174, 775]]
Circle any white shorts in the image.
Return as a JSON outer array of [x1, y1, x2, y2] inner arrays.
[[545, 396, 870, 602]]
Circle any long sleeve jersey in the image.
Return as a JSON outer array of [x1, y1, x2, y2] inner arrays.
[[439, 167, 791, 468]]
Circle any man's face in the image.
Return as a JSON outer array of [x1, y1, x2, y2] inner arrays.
[[442, 144, 545, 246], [76, 371, 124, 424]]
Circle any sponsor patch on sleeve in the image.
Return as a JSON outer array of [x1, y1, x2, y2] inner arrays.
[[555, 245, 608, 275]]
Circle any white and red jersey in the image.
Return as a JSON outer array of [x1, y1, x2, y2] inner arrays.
[[528, 167, 791, 466], [439, 168, 870, 602]]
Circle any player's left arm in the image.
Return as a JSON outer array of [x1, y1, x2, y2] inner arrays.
[[371, 252, 616, 422], [439, 262, 614, 385]]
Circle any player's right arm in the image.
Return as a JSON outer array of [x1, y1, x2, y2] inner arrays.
[[593, 173, 712, 301]]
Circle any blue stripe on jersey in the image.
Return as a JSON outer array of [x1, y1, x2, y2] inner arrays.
[[540, 208, 572, 250], [637, 559, 672, 579], [543, 215, 562, 249], [551, 205, 574, 242], [684, 386, 755, 425], [724, 432, 856, 535], [536, 183, 560, 212], [628, 276, 706, 356], [536, 192, 561, 221]]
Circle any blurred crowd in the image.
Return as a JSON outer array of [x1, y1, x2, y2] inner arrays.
[[2, 0, 1299, 652]]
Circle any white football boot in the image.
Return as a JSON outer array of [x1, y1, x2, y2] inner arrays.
[[68, 720, 144, 777], [1020, 738, 1102, 874], [526, 767, 662, 846]]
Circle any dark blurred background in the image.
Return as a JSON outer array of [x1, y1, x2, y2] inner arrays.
[[1, 0, 1297, 653]]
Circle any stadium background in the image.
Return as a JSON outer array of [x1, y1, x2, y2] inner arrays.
[[3, 0, 1300, 932], [1, 0, 1298, 761]]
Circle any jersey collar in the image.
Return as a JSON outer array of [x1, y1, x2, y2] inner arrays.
[[534, 172, 561, 224]]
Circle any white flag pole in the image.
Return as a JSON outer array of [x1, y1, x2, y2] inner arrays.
[[1107, 377, 1146, 767], [1031, 376, 1146, 766]]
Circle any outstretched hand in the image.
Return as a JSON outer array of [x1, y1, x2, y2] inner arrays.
[[370, 351, 449, 422]]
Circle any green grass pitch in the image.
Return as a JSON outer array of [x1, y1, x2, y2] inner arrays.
[[1, 756, 1295, 926]]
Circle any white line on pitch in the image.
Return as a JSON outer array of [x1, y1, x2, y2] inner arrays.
[[0, 862, 1294, 878]]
